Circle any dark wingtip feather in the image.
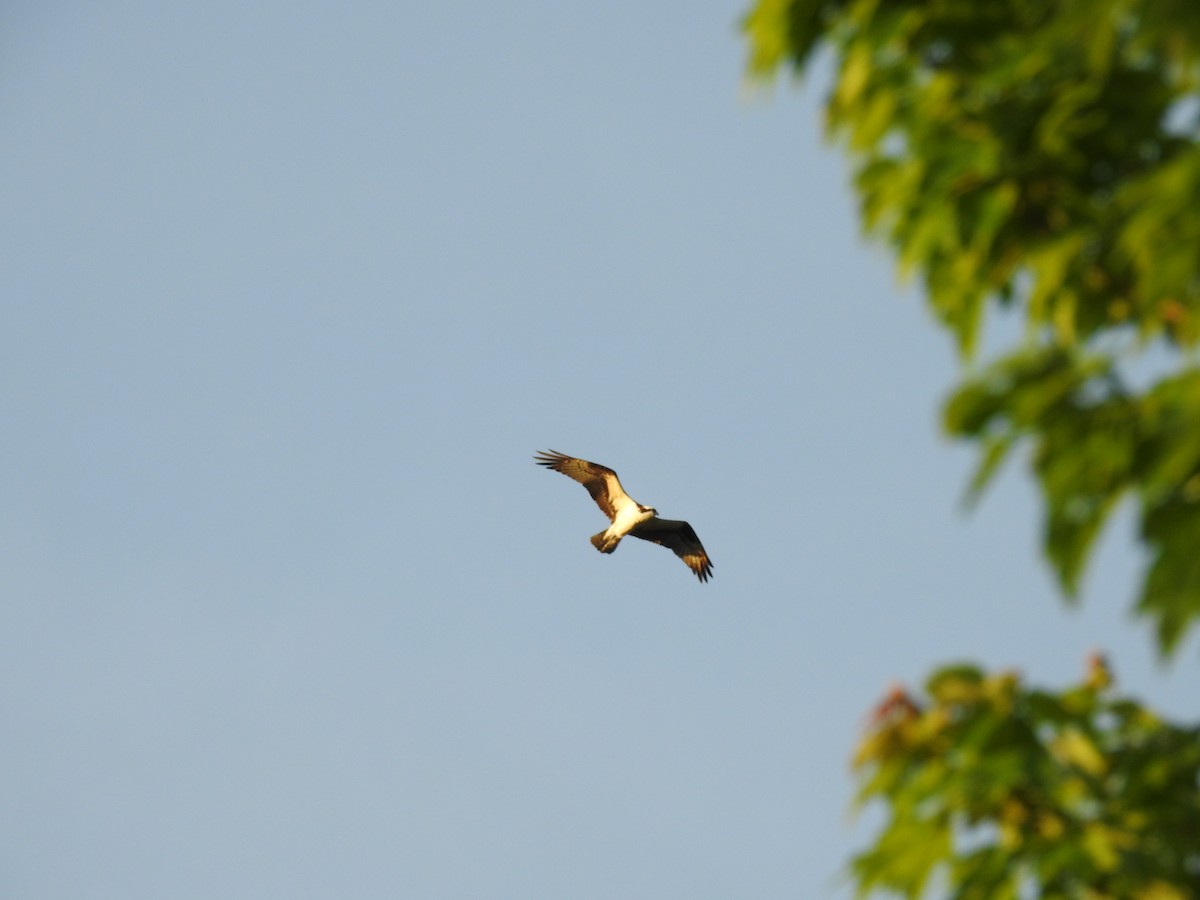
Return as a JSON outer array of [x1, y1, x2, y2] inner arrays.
[[533, 449, 567, 469]]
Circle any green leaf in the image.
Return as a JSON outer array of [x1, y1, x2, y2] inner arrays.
[[926, 664, 985, 704], [1138, 498, 1200, 654], [960, 432, 1017, 509]]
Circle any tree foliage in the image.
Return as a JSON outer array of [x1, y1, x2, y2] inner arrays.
[[743, 0, 1200, 655], [852, 660, 1200, 898]]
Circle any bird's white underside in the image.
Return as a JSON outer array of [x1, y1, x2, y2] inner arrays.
[[604, 497, 654, 541]]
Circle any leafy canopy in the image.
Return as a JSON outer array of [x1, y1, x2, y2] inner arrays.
[[744, 0, 1200, 655], [852, 660, 1200, 899]]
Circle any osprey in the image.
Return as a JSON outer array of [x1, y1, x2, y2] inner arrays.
[[534, 450, 714, 582]]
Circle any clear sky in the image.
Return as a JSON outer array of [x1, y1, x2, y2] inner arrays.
[[3, 2, 1196, 898]]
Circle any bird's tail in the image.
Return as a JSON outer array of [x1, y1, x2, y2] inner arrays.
[[591, 530, 620, 554]]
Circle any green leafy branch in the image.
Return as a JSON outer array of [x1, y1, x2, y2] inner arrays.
[[851, 661, 1200, 898], [744, 0, 1200, 654]]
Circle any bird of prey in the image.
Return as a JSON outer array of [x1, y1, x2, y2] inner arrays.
[[534, 450, 713, 582]]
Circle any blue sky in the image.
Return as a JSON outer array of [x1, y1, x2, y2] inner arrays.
[[3, 2, 1196, 898]]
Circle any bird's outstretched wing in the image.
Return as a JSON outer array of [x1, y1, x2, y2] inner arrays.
[[533, 450, 631, 521], [629, 518, 714, 582]]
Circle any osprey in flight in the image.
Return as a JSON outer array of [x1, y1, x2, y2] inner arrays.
[[534, 450, 714, 582]]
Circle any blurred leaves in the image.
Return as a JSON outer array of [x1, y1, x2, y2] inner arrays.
[[944, 350, 1200, 652], [742, 8, 1200, 895], [851, 663, 1200, 899], [743, 0, 1200, 654]]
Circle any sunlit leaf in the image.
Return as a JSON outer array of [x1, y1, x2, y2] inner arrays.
[[1051, 728, 1108, 777]]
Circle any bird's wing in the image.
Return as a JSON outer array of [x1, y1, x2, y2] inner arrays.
[[629, 518, 713, 582], [533, 450, 632, 521]]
